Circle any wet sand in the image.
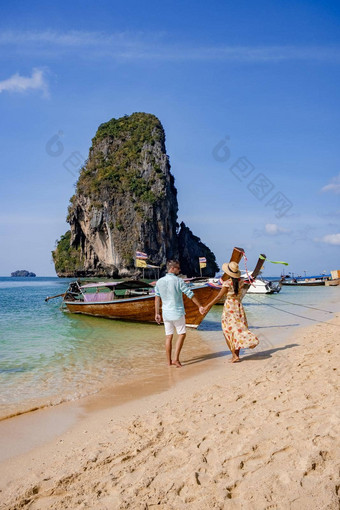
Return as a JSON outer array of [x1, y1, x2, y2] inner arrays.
[[0, 312, 339, 509], [0, 312, 306, 464]]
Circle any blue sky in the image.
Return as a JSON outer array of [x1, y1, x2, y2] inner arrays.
[[0, 0, 339, 276]]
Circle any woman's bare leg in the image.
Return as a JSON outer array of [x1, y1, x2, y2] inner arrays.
[[224, 334, 240, 363]]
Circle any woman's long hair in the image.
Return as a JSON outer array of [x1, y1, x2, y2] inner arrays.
[[232, 277, 239, 295]]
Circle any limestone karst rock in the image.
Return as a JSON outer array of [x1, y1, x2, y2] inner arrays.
[[177, 222, 219, 277], [52, 113, 218, 277], [11, 270, 36, 277]]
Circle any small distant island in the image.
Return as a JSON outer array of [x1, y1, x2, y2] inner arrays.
[[11, 270, 36, 277]]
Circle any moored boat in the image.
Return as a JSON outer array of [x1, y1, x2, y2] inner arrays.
[[325, 270, 340, 286], [207, 273, 282, 300], [241, 272, 283, 294], [207, 249, 268, 302], [61, 279, 220, 328], [281, 275, 330, 286], [325, 279, 340, 286], [46, 247, 268, 326]]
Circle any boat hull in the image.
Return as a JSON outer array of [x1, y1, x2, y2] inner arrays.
[[245, 280, 282, 294], [281, 281, 325, 286], [246, 287, 275, 294], [64, 285, 220, 328], [325, 279, 340, 286]]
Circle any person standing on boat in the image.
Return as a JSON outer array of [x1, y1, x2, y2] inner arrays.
[[155, 260, 205, 368], [202, 261, 259, 363]]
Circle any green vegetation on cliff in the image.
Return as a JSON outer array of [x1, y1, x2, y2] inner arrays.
[[53, 112, 216, 278], [52, 231, 84, 274], [76, 112, 166, 203], [93, 112, 164, 145]]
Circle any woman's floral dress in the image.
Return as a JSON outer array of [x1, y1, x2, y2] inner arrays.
[[221, 279, 259, 351]]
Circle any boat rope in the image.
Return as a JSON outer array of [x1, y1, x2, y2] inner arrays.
[[260, 294, 334, 314], [246, 295, 340, 327], [242, 253, 255, 286]]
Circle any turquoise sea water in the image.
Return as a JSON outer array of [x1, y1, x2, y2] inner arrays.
[[0, 277, 339, 419]]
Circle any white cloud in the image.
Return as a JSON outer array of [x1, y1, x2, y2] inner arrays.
[[265, 223, 290, 235], [0, 68, 49, 97], [1, 30, 340, 63], [321, 173, 340, 194], [317, 233, 340, 246]]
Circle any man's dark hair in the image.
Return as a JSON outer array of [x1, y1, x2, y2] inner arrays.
[[167, 259, 180, 271]]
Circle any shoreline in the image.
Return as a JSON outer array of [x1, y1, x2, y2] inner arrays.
[[2, 287, 332, 423], [0, 311, 339, 508], [0, 306, 299, 423], [0, 293, 339, 454], [0, 302, 319, 457], [1, 283, 338, 423]]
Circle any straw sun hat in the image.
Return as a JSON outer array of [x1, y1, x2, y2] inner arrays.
[[222, 261, 241, 278]]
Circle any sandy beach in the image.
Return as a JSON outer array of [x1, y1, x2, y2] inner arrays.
[[0, 313, 339, 510]]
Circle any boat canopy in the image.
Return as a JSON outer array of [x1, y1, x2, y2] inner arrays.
[[285, 274, 330, 280], [80, 280, 153, 290]]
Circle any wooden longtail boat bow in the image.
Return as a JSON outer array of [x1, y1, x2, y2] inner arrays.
[[219, 248, 266, 300], [220, 246, 245, 282]]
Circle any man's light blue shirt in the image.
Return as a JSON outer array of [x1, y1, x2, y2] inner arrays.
[[155, 273, 194, 321]]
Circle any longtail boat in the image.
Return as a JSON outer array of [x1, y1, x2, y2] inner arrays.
[[207, 248, 267, 302], [59, 279, 219, 328], [281, 275, 330, 286], [45, 247, 267, 327]]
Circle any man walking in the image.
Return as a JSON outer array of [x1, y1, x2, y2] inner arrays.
[[155, 260, 204, 368]]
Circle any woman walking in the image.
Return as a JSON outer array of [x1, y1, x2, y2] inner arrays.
[[203, 261, 259, 363]]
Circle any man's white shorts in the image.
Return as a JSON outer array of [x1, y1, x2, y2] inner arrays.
[[164, 315, 186, 336]]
